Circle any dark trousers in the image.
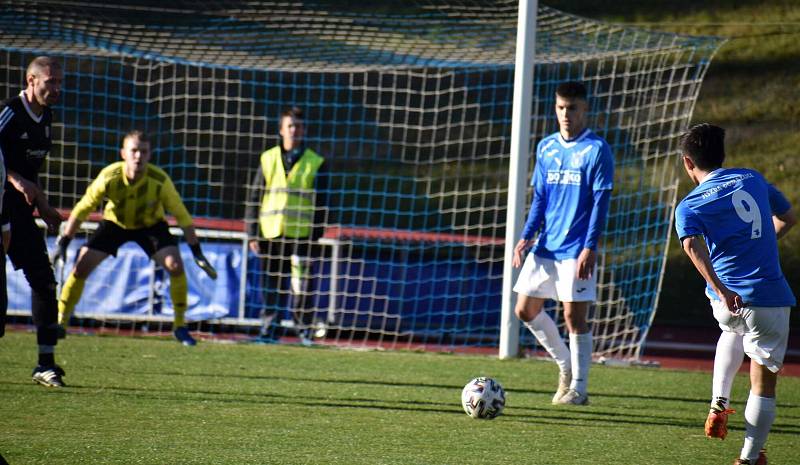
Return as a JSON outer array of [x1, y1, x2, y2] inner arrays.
[[254, 237, 321, 332], [7, 202, 58, 346]]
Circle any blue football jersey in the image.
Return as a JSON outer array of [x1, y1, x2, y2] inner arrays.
[[529, 128, 614, 260], [675, 168, 795, 307]]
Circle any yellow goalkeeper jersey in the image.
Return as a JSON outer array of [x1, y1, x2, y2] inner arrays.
[[72, 161, 193, 229]]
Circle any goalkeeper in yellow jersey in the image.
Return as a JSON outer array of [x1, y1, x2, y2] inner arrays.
[[50, 130, 217, 346]]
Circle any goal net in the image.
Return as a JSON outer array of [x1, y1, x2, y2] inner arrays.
[[0, 1, 723, 358]]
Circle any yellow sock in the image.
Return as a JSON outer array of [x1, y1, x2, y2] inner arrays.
[[58, 273, 86, 325], [170, 272, 188, 328]]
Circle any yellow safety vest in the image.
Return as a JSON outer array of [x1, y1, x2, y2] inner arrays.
[[258, 146, 324, 239]]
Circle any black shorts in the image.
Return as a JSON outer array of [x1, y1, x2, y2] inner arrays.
[[86, 220, 178, 257], [5, 193, 49, 271]]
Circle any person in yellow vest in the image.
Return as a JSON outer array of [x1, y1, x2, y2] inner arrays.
[[245, 106, 328, 344], [50, 130, 217, 346]]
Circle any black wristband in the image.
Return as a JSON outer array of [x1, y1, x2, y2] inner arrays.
[[189, 243, 203, 257], [58, 235, 72, 247]]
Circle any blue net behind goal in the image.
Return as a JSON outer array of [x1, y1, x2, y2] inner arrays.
[[0, 1, 723, 356]]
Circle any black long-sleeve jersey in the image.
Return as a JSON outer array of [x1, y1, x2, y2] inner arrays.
[[0, 90, 53, 184], [0, 91, 54, 221]]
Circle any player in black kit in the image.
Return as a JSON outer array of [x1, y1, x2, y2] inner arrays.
[[0, 56, 66, 387], [0, 114, 8, 339]]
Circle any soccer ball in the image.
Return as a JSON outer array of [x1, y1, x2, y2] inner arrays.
[[461, 376, 505, 419]]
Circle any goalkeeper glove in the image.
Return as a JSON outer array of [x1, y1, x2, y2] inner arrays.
[[190, 243, 217, 280], [50, 234, 72, 265]]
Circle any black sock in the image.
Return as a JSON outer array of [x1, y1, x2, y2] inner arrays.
[[38, 352, 55, 367]]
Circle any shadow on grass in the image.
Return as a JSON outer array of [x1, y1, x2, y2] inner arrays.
[[126, 369, 719, 405], [0, 380, 692, 430], [86, 366, 800, 410], [3, 379, 800, 435]]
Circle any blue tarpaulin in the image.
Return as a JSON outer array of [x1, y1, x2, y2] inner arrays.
[[7, 237, 241, 322]]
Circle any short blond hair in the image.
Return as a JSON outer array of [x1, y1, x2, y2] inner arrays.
[[122, 129, 150, 146]]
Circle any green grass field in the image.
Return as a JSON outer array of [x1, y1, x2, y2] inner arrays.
[[2, 331, 800, 464]]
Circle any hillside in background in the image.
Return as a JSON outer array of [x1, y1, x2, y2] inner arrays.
[[547, 0, 800, 328]]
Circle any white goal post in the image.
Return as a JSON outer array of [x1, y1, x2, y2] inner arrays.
[[499, 0, 537, 359]]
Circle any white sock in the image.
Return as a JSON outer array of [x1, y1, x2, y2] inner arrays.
[[741, 391, 776, 461], [712, 331, 744, 409], [569, 332, 592, 394], [523, 312, 571, 374]]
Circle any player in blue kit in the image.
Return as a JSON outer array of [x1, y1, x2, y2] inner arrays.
[[675, 123, 796, 465], [512, 81, 614, 406]]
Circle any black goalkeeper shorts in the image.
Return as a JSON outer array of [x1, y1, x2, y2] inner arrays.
[[86, 220, 178, 257]]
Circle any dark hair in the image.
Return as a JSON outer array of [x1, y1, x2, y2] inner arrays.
[[555, 81, 588, 100], [679, 123, 725, 170], [26, 56, 62, 79], [122, 129, 150, 145], [280, 106, 303, 120]]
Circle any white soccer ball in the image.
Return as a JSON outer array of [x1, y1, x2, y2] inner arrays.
[[461, 376, 505, 419]]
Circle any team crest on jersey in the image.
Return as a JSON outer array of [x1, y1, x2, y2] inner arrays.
[[570, 146, 593, 168]]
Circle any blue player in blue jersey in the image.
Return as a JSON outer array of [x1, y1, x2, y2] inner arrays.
[[512, 81, 614, 406], [675, 123, 796, 465]]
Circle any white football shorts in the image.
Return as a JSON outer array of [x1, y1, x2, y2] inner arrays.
[[711, 299, 791, 373], [513, 253, 596, 302]]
